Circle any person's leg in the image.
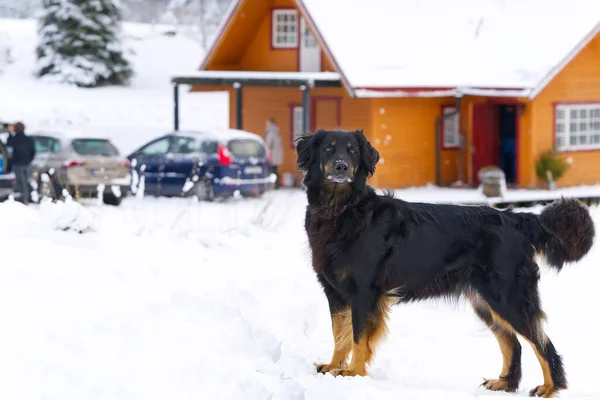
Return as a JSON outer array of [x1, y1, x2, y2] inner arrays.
[[273, 165, 280, 189], [14, 166, 29, 204]]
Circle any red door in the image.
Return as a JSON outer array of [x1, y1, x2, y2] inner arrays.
[[471, 103, 499, 185]]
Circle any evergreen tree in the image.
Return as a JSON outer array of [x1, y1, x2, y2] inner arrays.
[[36, 0, 134, 87]]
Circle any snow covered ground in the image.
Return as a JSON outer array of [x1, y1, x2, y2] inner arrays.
[[1, 190, 599, 400], [0, 18, 229, 156], [1, 14, 600, 400], [393, 183, 600, 205]]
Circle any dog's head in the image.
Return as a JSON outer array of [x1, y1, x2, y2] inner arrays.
[[296, 129, 380, 192]]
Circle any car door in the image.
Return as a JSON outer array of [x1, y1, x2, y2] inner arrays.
[[161, 135, 199, 196], [131, 136, 172, 195]]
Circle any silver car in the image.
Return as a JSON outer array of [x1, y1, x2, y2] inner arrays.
[[29, 131, 131, 206]]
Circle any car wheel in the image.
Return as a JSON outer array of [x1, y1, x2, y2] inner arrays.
[[194, 180, 214, 202], [103, 193, 122, 206], [38, 173, 61, 202]]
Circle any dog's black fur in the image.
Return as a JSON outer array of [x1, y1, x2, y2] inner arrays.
[[297, 128, 595, 398]]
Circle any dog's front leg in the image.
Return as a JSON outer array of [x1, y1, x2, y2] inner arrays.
[[331, 292, 390, 377], [316, 283, 352, 374]]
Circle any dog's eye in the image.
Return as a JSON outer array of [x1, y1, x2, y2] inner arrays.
[[326, 147, 334, 152], [348, 147, 356, 154]]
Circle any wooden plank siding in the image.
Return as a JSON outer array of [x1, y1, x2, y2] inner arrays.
[[529, 31, 600, 188]]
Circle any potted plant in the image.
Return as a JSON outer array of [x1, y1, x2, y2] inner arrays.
[[535, 149, 569, 190]]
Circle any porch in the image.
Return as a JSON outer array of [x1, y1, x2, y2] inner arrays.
[[170, 70, 343, 134]]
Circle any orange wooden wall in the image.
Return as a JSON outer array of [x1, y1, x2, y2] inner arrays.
[[529, 31, 600, 188], [368, 97, 460, 189]]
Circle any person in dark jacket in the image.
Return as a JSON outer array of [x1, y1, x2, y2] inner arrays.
[[6, 122, 35, 204]]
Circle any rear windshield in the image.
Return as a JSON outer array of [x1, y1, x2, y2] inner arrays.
[[227, 139, 265, 158], [33, 136, 61, 153], [72, 139, 119, 156]]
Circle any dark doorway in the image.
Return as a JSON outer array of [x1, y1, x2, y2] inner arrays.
[[471, 103, 519, 186], [498, 105, 517, 184]]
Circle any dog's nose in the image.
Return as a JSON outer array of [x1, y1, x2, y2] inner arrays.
[[335, 161, 349, 173]]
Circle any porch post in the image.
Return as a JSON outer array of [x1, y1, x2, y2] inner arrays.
[[173, 83, 180, 131], [234, 82, 242, 130], [301, 83, 311, 134]]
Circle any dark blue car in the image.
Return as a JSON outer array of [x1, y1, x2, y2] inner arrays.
[[127, 129, 276, 201]]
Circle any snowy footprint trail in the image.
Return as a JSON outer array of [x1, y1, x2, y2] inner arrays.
[[0, 191, 599, 400]]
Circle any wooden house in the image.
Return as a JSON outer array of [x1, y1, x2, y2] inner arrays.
[[172, 0, 600, 189]]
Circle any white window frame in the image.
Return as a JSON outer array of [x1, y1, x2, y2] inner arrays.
[[442, 106, 460, 148], [292, 106, 304, 145], [555, 103, 600, 151], [272, 9, 298, 49]]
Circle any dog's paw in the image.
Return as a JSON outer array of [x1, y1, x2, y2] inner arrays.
[[315, 362, 347, 374], [328, 368, 367, 377], [481, 377, 516, 392], [529, 384, 557, 398]]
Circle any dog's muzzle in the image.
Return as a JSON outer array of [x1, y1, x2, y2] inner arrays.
[[327, 160, 352, 183]]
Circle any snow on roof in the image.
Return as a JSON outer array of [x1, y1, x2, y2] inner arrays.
[[172, 128, 266, 143], [173, 70, 341, 82], [300, 0, 600, 95], [28, 129, 115, 142]]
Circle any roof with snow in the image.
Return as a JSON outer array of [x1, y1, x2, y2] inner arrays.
[[165, 128, 267, 143], [199, 0, 600, 98], [299, 0, 600, 97], [172, 71, 341, 87]]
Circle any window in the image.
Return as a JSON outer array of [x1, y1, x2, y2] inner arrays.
[[33, 136, 61, 154], [170, 137, 198, 154], [71, 139, 119, 156], [291, 106, 304, 146], [228, 139, 266, 158], [139, 138, 171, 156], [555, 104, 600, 151], [272, 9, 298, 48], [200, 140, 219, 154], [302, 24, 317, 48], [442, 106, 460, 148]]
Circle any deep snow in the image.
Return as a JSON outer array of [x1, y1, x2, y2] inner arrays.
[[1, 190, 599, 400]]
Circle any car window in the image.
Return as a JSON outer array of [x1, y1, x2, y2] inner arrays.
[[71, 139, 120, 156], [228, 139, 266, 158], [200, 140, 218, 154], [139, 138, 171, 156], [170, 137, 198, 154], [33, 136, 61, 153]]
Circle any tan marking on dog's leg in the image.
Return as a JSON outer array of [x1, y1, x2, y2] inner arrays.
[[481, 328, 520, 392], [470, 295, 522, 393], [332, 296, 392, 377], [316, 307, 352, 374], [488, 305, 557, 397], [524, 335, 558, 398]]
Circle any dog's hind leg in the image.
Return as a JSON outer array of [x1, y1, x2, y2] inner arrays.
[[470, 295, 522, 393], [483, 294, 567, 398], [331, 294, 393, 377]]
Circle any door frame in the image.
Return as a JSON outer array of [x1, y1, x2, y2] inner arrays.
[[470, 99, 521, 186], [310, 96, 342, 132]]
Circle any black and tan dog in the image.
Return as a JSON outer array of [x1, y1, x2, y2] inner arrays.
[[296, 128, 595, 398]]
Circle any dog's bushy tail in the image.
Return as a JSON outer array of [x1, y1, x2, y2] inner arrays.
[[534, 198, 595, 270]]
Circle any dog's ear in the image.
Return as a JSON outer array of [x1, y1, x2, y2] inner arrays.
[[295, 130, 323, 171], [356, 129, 380, 178]]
